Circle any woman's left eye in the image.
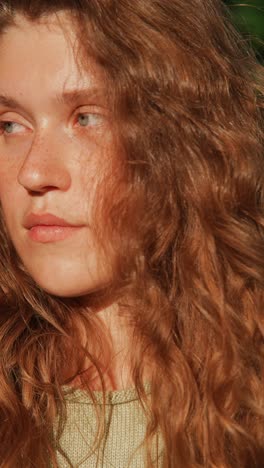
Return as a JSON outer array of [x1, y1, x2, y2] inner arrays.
[[77, 113, 102, 127]]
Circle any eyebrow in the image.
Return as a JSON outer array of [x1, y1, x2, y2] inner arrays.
[[0, 95, 21, 110], [0, 87, 107, 112], [56, 87, 107, 106]]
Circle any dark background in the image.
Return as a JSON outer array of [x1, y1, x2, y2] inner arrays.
[[224, 0, 264, 63]]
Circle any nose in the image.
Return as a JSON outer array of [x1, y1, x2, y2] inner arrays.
[[18, 132, 72, 193]]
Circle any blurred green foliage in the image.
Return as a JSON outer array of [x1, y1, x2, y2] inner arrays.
[[224, 0, 264, 63]]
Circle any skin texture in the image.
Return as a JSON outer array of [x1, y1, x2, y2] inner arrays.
[[0, 13, 114, 298], [0, 13, 139, 390]]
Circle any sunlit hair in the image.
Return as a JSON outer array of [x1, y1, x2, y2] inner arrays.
[[0, 0, 263, 467]]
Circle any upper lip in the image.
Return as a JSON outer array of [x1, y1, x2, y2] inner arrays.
[[24, 213, 81, 229]]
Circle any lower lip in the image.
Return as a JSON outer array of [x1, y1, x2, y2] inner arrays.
[[28, 225, 83, 243]]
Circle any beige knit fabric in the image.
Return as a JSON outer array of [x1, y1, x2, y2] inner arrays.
[[52, 383, 164, 467]]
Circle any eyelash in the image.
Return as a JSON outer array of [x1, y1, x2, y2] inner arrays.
[[0, 112, 103, 136]]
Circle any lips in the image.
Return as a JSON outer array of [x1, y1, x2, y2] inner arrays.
[[23, 212, 85, 243], [24, 212, 78, 229]]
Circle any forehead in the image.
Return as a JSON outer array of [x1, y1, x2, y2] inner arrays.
[[0, 13, 106, 104]]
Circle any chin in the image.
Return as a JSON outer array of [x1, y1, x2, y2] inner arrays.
[[31, 275, 104, 298], [37, 283, 92, 298], [20, 258, 111, 298]]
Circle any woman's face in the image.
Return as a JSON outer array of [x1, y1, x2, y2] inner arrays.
[[0, 13, 117, 297]]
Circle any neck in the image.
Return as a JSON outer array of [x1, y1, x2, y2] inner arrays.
[[63, 301, 153, 392]]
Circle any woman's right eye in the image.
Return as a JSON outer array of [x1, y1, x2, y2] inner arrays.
[[0, 121, 25, 135]]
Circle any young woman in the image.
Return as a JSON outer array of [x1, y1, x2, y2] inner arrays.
[[0, 0, 263, 467]]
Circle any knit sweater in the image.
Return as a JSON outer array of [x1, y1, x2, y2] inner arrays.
[[52, 382, 164, 467]]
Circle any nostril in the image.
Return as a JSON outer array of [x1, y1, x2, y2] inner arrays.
[[27, 186, 59, 196]]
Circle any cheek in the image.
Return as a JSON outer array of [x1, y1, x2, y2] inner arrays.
[[0, 171, 17, 195], [0, 183, 14, 218], [0, 137, 31, 193], [0, 156, 18, 196], [0, 180, 25, 237]]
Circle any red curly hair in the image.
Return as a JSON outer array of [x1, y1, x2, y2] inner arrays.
[[0, 1, 263, 467]]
